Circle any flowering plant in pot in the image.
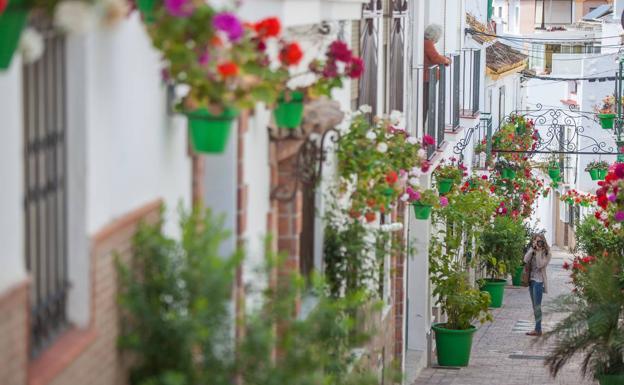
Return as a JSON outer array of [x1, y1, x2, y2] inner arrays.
[[433, 158, 465, 194], [560, 189, 595, 207], [594, 95, 620, 129], [402, 187, 441, 220], [594, 163, 624, 235], [336, 110, 430, 223], [142, 4, 298, 153], [492, 116, 538, 163], [509, 114, 533, 135], [478, 215, 526, 307], [494, 159, 521, 180], [585, 160, 610, 181], [274, 39, 363, 130]]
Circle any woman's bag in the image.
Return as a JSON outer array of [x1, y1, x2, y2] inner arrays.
[[521, 252, 533, 287]]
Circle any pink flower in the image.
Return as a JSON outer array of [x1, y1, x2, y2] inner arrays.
[[615, 163, 624, 179], [421, 160, 431, 173], [422, 135, 435, 146], [328, 40, 352, 62], [347, 57, 364, 78], [213, 12, 244, 41], [608, 194, 617, 202], [165, 0, 194, 17], [439, 196, 449, 207], [481, 175, 488, 180], [615, 211, 624, 222]]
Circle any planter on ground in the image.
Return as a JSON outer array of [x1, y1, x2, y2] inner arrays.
[[480, 278, 506, 308], [598, 374, 624, 385], [186, 107, 238, 154], [432, 323, 477, 367], [511, 265, 524, 287], [0, 0, 27, 70], [273, 91, 304, 129], [437, 178, 454, 194], [412, 203, 432, 220], [598, 113, 615, 129]]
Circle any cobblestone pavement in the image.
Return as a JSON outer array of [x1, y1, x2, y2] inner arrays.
[[412, 248, 597, 385]]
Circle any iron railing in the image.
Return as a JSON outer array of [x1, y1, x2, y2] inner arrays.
[[460, 49, 481, 116], [23, 26, 69, 357], [441, 53, 461, 132], [426, 65, 438, 159]]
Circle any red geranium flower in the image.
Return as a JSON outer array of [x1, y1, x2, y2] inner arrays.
[[422, 135, 435, 146], [255, 17, 281, 38], [280, 42, 303, 66], [217, 62, 239, 78], [328, 40, 352, 62], [347, 56, 364, 78], [386, 170, 398, 184], [365, 211, 377, 223], [0, 0, 7, 14]]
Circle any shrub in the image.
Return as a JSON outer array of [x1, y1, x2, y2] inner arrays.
[[479, 216, 526, 278]]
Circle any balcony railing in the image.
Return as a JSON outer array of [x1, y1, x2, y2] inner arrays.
[[460, 48, 481, 117]]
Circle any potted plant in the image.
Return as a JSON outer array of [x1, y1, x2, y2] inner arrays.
[[143, 7, 296, 153], [546, 161, 561, 180], [585, 160, 610, 181], [478, 216, 526, 307], [429, 252, 492, 366], [0, 0, 27, 69], [594, 95, 618, 129], [434, 159, 464, 194], [405, 187, 439, 220], [494, 159, 521, 180]]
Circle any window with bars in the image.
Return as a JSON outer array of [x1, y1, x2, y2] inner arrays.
[[23, 25, 69, 357]]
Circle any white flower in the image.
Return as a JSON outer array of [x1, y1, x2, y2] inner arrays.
[[601, 211, 609, 220], [407, 136, 418, 145], [359, 105, 372, 114], [417, 148, 427, 158], [613, 223, 622, 230], [381, 222, 404, 232], [365, 131, 377, 140], [19, 28, 44, 64], [409, 177, 420, 186], [54, 1, 97, 35], [400, 193, 410, 202], [376, 142, 388, 153], [389, 110, 403, 122]]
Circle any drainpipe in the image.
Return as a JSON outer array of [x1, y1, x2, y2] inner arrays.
[[487, 0, 493, 21]]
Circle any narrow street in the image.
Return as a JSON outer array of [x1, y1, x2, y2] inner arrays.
[[412, 248, 596, 385]]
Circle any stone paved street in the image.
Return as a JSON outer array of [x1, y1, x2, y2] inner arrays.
[[412, 248, 597, 385]]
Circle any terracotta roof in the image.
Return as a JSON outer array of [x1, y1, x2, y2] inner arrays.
[[466, 13, 527, 75]]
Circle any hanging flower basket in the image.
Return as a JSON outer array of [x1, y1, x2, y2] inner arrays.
[[273, 91, 304, 130], [515, 121, 526, 135], [501, 168, 517, 180], [589, 169, 607, 181], [186, 107, 238, 154], [548, 167, 560, 180], [598, 113, 616, 129], [136, 0, 157, 23], [0, 0, 27, 70], [412, 202, 432, 220], [437, 178, 454, 194]]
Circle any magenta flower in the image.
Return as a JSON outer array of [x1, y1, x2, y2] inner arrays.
[[608, 194, 617, 202], [198, 51, 211, 67], [165, 0, 194, 17], [347, 57, 364, 78], [322, 60, 338, 78], [328, 40, 352, 62], [615, 211, 624, 222], [213, 12, 244, 41], [615, 163, 624, 179], [406, 187, 421, 201], [439, 196, 449, 207], [422, 135, 435, 146]]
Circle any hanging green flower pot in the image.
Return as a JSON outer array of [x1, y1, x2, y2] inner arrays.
[[186, 107, 238, 154], [502, 168, 516, 180], [598, 168, 608, 179], [548, 167, 560, 180], [412, 202, 432, 220], [432, 324, 476, 367], [0, 0, 27, 70], [580, 201, 589, 207], [598, 113, 616, 129], [598, 374, 624, 385], [137, 0, 157, 23], [273, 91, 304, 130], [437, 178, 454, 194], [588, 169, 607, 181], [480, 278, 506, 308]]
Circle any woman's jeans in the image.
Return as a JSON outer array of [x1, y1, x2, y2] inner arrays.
[[529, 280, 544, 332]]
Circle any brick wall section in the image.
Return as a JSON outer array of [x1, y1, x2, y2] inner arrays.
[[29, 200, 162, 385], [0, 280, 29, 385]]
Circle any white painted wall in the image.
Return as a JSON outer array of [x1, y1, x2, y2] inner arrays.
[[0, 57, 27, 294], [486, 73, 522, 130]]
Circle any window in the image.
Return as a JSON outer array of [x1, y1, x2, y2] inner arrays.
[[23, 24, 69, 357], [568, 80, 577, 95], [498, 86, 506, 125], [535, 0, 573, 26]]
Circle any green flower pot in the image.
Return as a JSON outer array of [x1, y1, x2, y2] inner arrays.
[[548, 167, 560, 179], [511, 265, 524, 287], [437, 178, 454, 194], [515, 122, 526, 135], [137, 0, 157, 23], [480, 278, 506, 308], [598, 374, 624, 385], [502, 168, 517, 180], [273, 91, 304, 130], [0, 0, 27, 70], [580, 201, 589, 207], [589, 168, 607, 181], [186, 107, 238, 154], [412, 203, 432, 220], [432, 323, 477, 367], [598, 113, 616, 129]]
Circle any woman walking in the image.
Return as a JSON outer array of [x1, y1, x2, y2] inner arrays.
[[523, 234, 552, 337]]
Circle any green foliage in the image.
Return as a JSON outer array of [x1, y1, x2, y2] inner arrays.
[[433, 160, 463, 183], [544, 256, 624, 379], [118, 208, 382, 385], [574, 216, 624, 257], [479, 216, 526, 278]]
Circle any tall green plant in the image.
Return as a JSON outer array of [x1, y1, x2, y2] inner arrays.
[[479, 216, 525, 279]]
